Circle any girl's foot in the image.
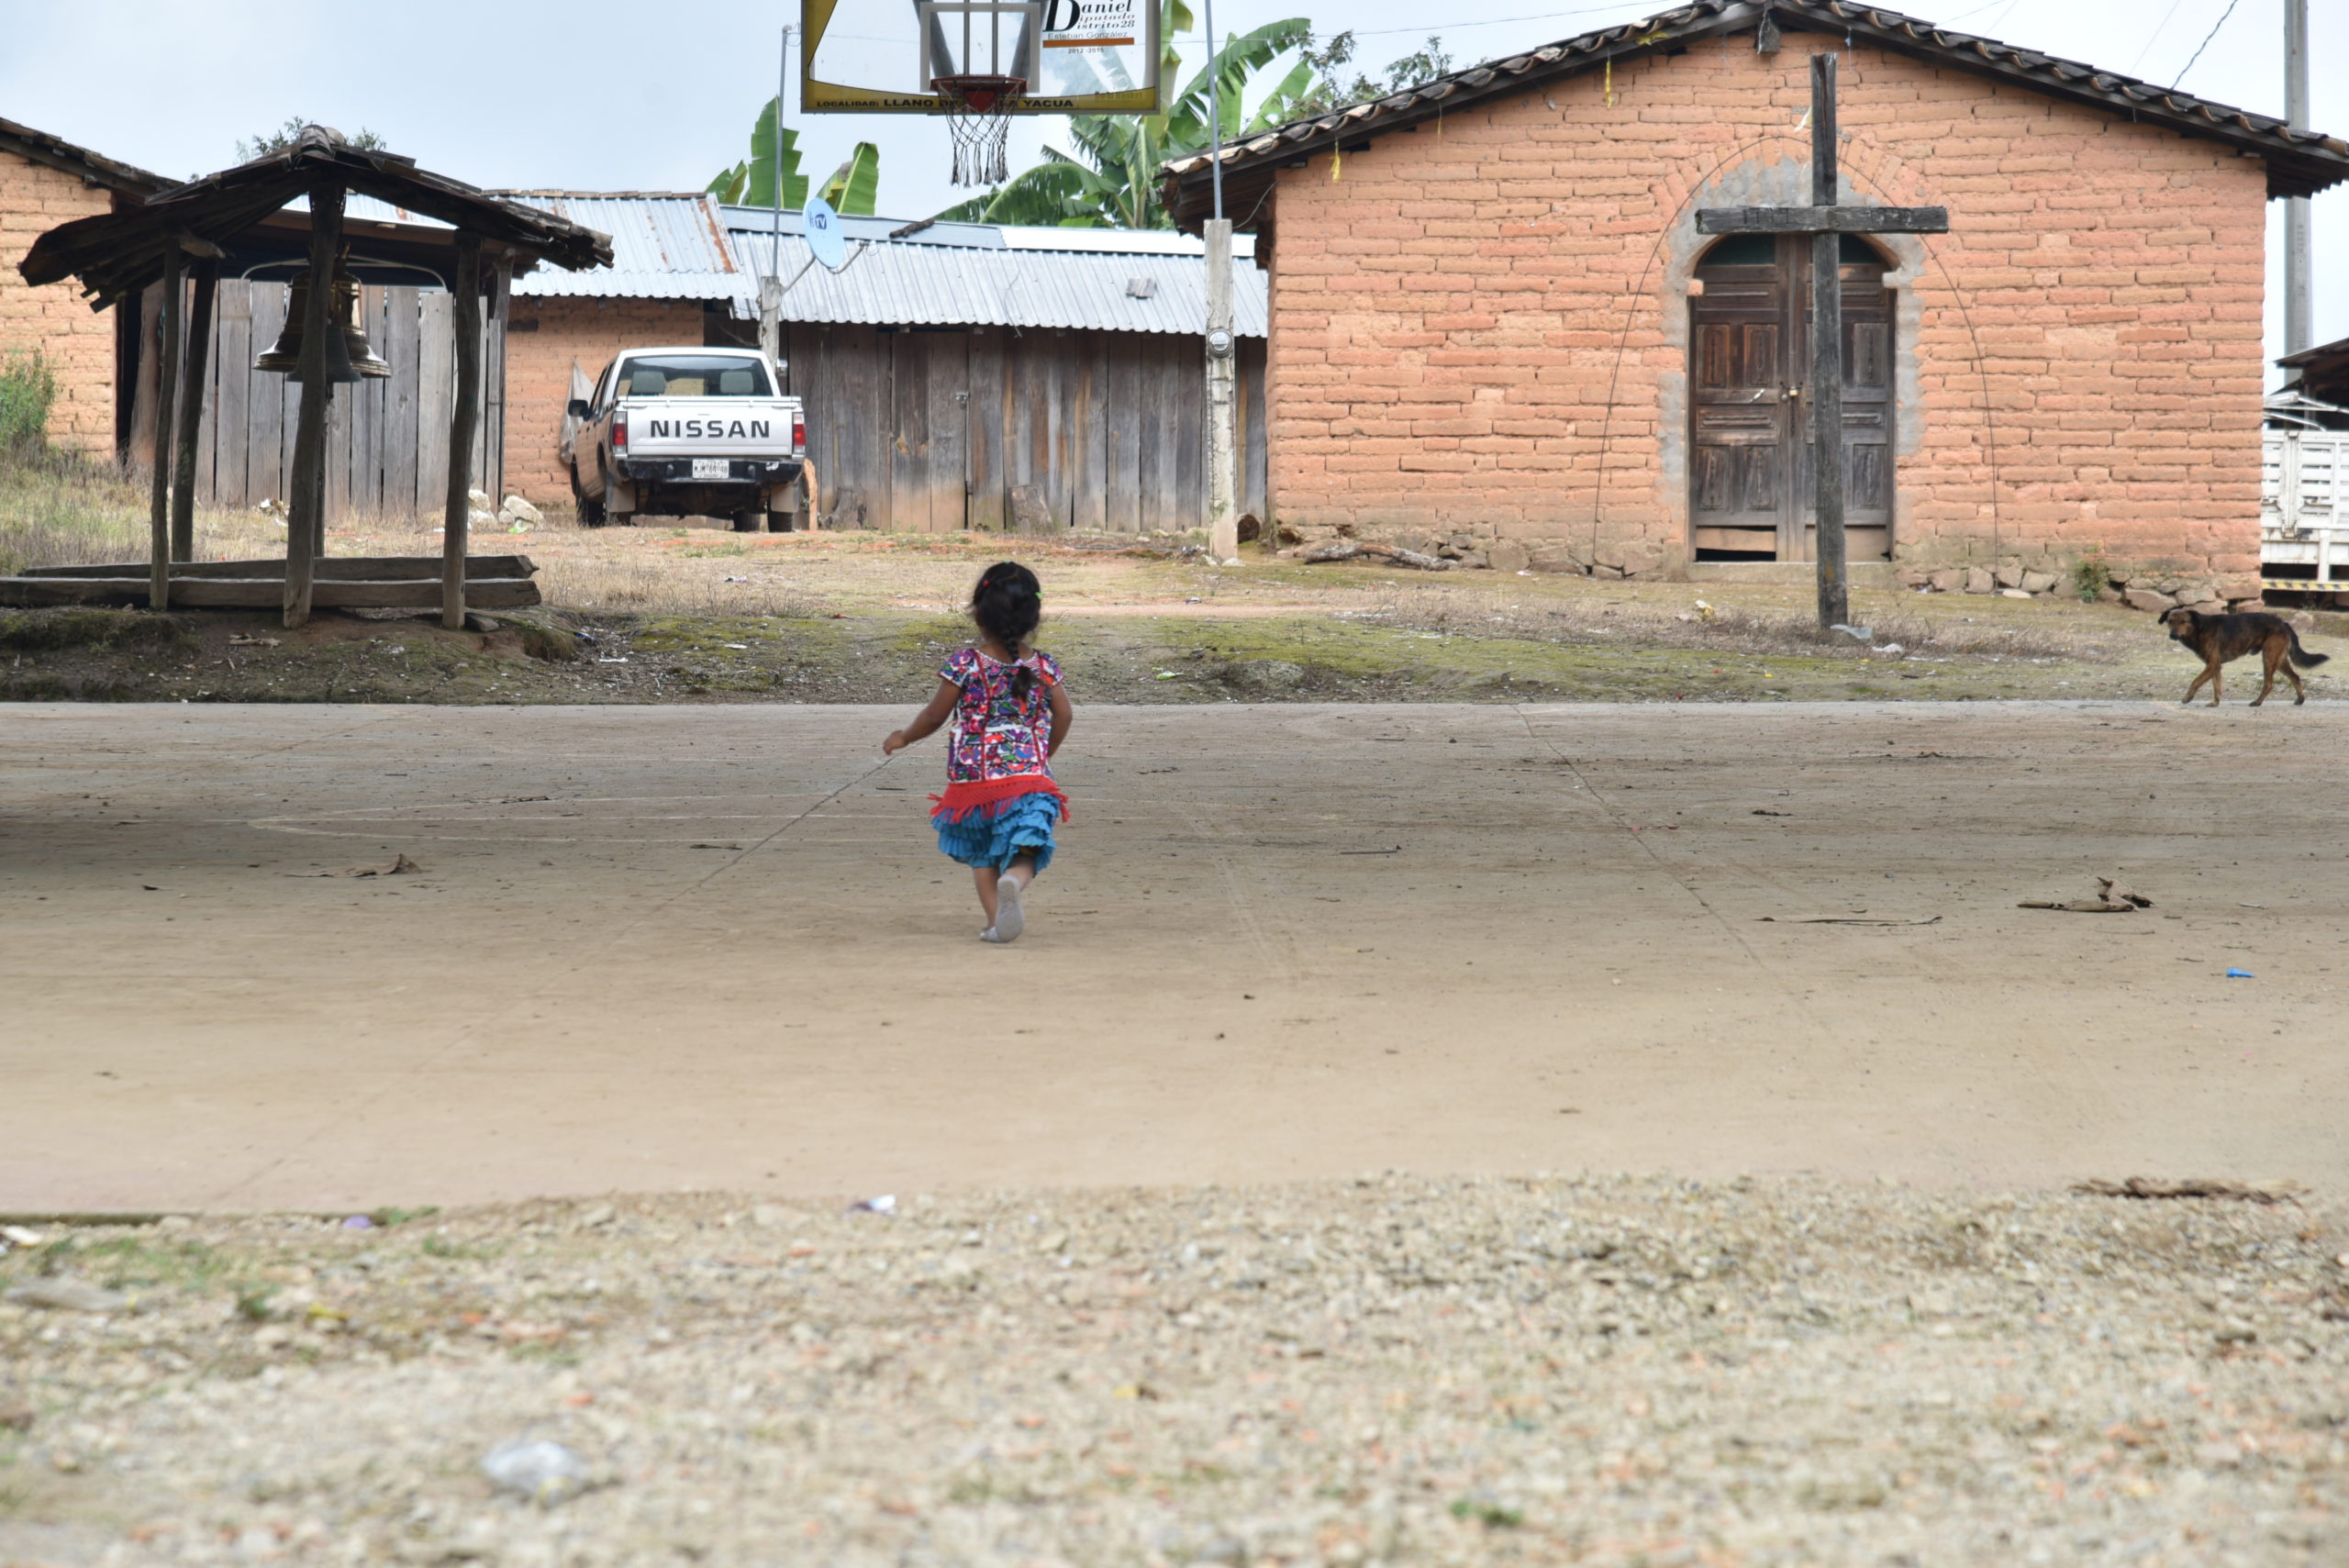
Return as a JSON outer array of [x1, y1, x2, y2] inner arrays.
[[992, 874, 1025, 941], [979, 927, 1005, 943]]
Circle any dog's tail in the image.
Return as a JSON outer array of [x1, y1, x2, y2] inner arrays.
[[2288, 628, 2331, 670]]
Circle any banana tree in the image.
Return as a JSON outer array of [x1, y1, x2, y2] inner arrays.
[[707, 97, 809, 208], [936, 0, 1311, 228], [818, 142, 882, 217]]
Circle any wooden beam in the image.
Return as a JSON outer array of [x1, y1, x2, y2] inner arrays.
[[284, 181, 342, 629], [442, 234, 483, 631], [1696, 205, 1949, 234], [19, 554, 537, 581], [146, 247, 181, 610], [0, 577, 542, 610], [1809, 51, 1848, 634], [170, 257, 217, 562]]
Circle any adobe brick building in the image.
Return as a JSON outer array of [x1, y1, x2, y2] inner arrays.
[[0, 119, 167, 455], [1165, 0, 2349, 589]]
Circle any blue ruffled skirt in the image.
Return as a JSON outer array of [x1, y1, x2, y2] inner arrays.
[[933, 792, 1061, 873]]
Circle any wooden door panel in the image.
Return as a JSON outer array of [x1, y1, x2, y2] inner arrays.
[[1787, 250, 1895, 555], [1689, 259, 1790, 545], [1693, 445, 1730, 513], [1738, 444, 1781, 514], [1698, 324, 1733, 388]]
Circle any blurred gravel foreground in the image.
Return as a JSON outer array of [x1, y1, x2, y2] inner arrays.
[[2, 1176, 2343, 1566]]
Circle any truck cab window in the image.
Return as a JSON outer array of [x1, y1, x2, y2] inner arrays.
[[614, 355, 773, 398]]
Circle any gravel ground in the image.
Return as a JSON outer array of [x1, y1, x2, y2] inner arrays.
[[4, 1178, 2344, 1567]]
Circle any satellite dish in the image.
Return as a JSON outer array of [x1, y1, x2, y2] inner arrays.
[[805, 195, 848, 272]]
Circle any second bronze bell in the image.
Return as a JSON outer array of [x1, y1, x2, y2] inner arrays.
[[253, 262, 392, 383]]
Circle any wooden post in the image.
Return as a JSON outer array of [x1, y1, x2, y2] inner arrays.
[[442, 234, 483, 630], [1808, 51, 1847, 632], [284, 181, 343, 629], [1696, 60, 1944, 627], [146, 248, 182, 611], [171, 255, 218, 562], [1204, 217, 1240, 562]]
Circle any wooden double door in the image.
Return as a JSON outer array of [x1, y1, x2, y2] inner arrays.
[[1688, 234, 1892, 562]]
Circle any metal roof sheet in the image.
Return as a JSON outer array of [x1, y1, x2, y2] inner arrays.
[[715, 206, 1255, 259], [505, 193, 742, 300], [485, 191, 1262, 333], [720, 206, 1008, 250], [724, 231, 1265, 337]]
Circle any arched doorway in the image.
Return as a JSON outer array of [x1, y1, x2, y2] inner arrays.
[[1687, 234, 1892, 562]]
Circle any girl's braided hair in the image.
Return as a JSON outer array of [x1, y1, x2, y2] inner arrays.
[[971, 562, 1043, 699]]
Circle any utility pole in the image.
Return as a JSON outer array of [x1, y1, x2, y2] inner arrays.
[[1202, 0, 1240, 562], [760, 25, 793, 371], [2284, 0, 2312, 357]]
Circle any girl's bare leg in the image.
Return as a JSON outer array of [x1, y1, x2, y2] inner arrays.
[[1003, 852, 1037, 890], [973, 866, 1001, 925]]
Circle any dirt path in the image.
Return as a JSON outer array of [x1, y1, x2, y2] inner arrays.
[[3, 1179, 2340, 1567], [3, 700, 2341, 1212]]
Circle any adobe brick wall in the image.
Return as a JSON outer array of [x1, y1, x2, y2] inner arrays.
[[504, 296, 707, 506], [1262, 34, 2270, 585], [0, 149, 118, 454]]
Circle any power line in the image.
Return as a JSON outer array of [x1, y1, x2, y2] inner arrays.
[[2170, 0, 2244, 89], [1168, 2, 1649, 44], [2126, 0, 2192, 73]]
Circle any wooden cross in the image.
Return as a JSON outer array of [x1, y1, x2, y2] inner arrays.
[[1697, 54, 1947, 629]]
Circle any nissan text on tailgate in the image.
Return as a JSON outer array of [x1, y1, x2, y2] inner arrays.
[[567, 347, 807, 530]]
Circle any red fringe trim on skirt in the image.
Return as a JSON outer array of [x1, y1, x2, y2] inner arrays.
[[929, 774, 1072, 825]]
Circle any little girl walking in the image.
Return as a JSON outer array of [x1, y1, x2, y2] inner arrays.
[[883, 562, 1072, 942]]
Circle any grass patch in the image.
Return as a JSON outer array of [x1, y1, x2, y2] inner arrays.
[[0, 352, 58, 456], [48, 1235, 233, 1296], [0, 606, 185, 653], [534, 550, 823, 617]]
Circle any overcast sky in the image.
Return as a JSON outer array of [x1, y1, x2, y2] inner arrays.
[[6, 0, 2342, 370]]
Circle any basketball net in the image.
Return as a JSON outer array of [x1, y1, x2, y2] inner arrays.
[[934, 74, 1025, 185]]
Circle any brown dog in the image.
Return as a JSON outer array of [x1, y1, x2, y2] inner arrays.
[[2157, 606, 2330, 706]]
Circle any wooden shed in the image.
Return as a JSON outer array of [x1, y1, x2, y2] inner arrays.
[[498, 201, 1268, 534]]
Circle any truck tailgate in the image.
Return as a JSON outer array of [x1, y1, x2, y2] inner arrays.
[[627, 398, 798, 456]]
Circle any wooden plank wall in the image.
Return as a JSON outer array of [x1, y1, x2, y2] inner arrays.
[[785, 323, 1266, 533], [134, 279, 507, 518]]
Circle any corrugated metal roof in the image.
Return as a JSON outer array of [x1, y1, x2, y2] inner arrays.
[[484, 191, 1264, 334], [504, 193, 741, 300], [723, 231, 1265, 337], [721, 206, 1008, 250], [998, 226, 1256, 259], [715, 206, 1256, 259]]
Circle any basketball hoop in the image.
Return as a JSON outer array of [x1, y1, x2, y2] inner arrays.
[[933, 73, 1026, 185]]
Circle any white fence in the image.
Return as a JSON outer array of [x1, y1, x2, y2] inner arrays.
[[2262, 426, 2349, 592]]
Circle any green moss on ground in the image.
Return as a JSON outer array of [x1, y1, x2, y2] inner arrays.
[[0, 601, 2319, 706], [0, 607, 186, 654]]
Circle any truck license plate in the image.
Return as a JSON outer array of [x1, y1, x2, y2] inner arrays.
[[691, 459, 731, 481]]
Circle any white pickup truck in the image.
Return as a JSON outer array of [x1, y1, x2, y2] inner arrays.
[[566, 347, 806, 531]]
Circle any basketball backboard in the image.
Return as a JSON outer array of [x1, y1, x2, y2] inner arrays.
[[803, 0, 1162, 115]]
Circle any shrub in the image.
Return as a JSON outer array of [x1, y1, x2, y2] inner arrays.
[[0, 352, 58, 458], [2069, 547, 2110, 604]]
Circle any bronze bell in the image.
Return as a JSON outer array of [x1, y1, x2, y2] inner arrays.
[[253, 262, 390, 382]]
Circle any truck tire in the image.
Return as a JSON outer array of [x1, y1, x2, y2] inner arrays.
[[571, 462, 607, 528], [730, 509, 762, 533]]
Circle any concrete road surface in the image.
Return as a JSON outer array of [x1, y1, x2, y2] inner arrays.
[[2, 700, 2339, 1211]]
